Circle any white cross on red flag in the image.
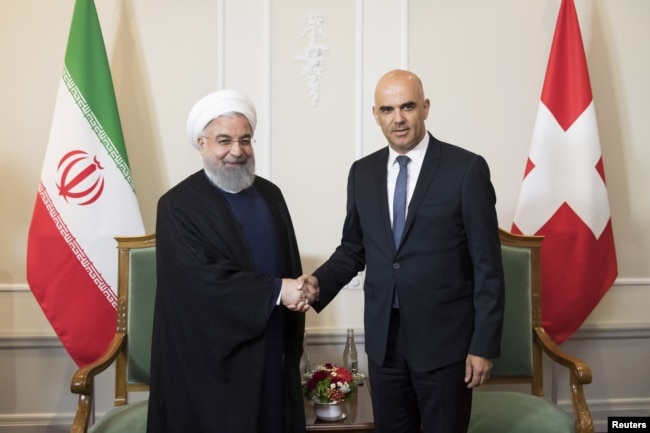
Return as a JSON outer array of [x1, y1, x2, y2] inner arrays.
[[512, 0, 617, 344]]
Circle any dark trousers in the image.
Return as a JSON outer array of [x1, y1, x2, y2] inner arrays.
[[368, 309, 472, 433]]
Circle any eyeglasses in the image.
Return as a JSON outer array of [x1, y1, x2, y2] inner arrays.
[[200, 136, 256, 147]]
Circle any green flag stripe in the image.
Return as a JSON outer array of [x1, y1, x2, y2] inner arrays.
[[62, 67, 136, 193], [64, 0, 131, 175]]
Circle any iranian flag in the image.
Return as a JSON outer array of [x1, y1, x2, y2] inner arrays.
[[512, 0, 617, 344], [26, 0, 144, 367]]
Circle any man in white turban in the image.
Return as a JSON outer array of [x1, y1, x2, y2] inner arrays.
[[147, 90, 318, 433], [187, 90, 258, 193]]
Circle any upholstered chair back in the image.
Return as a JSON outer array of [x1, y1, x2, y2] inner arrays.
[[468, 229, 594, 433], [122, 242, 156, 389], [490, 243, 536, 381]]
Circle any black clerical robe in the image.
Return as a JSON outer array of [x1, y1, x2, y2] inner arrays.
[[147, 170, 306, 433]]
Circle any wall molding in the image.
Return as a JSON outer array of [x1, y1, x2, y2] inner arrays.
[[10, 325, 646, 349], [355, 0, 364, 160], [0, 334, 60, 349], [401, 0, 409, 68], [1, 321, 648, 349], [4, 277, 649, 294], [305, 330, 365, 346], [572, 323, 650, 340], [0, 284, 28, 292], [0, 330, 363, 350]]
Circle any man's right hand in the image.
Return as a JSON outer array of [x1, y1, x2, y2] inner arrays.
[[281, 277, 310, 312]]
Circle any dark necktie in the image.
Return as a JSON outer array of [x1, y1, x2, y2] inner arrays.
[[392, 155, 411, 248]]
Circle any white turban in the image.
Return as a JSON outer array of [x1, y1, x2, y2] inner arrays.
[[186, 90, 257, 149]]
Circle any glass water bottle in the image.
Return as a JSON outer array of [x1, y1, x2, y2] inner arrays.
[[342, 328, 358, 374], [300, 331, 311, 375]]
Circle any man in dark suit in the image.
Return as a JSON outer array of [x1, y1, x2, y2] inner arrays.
[[306, 70, 505, 433]]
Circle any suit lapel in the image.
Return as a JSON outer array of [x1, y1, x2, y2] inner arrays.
[[368, 148, 396, 253], [403, 134, 442, 239]]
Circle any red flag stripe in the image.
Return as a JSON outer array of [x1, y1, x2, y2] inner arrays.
[[27, 192, 116, 366]]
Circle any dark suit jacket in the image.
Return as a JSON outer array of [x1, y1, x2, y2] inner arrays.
[[313, 133, 505, 372]]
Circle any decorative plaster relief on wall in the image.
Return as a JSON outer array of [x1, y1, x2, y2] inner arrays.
[[294, 14, 328, 107]]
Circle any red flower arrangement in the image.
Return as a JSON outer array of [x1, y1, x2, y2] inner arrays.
[[303, 363, 358, 404]]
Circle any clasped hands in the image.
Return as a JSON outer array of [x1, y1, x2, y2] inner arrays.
[[281, 275, 320, 312]]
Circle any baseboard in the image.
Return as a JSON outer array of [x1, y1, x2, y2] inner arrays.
[[2, 399, 648, 432]]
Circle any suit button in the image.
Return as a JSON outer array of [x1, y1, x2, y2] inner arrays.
[[393, 263, 400, 269]]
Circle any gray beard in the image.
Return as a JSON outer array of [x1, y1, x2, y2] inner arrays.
[[203, 156, 256, 193]]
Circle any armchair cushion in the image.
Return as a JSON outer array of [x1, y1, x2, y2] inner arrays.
[[470, 391, 574, 433], [88, 400, 148, 433]]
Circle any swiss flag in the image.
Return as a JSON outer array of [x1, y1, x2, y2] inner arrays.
[[512, 0, 617, 344]]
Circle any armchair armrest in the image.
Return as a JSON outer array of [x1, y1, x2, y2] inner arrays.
[[70, 332, 126, 433], [534, 326, 594, 433]]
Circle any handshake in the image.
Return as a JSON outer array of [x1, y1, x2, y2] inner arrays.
[[281, 275, 320, 312]]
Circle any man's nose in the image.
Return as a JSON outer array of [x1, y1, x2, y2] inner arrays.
[[229, 141, 244, 156]]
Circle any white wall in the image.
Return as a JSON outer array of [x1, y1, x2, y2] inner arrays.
[[0, 0, 648, 431]]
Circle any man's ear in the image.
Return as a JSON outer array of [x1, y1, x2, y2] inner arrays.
[[372, 106, 381, 125]]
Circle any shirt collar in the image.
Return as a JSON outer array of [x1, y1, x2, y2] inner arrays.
[[388, 133, 429, 166]]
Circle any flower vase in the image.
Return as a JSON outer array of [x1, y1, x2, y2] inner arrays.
[[313, 401, 345, 421]]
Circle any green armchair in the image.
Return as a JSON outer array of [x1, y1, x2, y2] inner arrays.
[[468, 229, 594, 433], [70, 234, 155, 433]]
